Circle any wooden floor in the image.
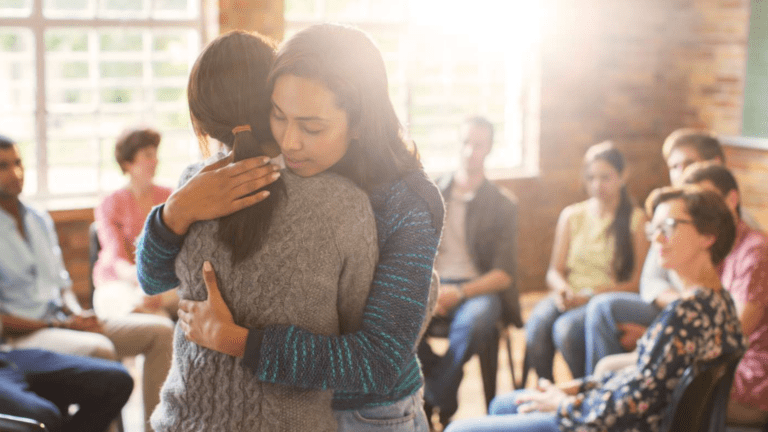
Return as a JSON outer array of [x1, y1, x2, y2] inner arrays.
[[119, 291, 569, 432]]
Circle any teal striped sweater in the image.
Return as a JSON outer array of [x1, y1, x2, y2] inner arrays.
[[136, 169, 444, 410]]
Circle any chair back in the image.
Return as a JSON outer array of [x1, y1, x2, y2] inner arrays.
[[660, 349, 744, 432]]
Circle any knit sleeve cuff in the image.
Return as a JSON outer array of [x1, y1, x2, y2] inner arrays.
[[242, 328, 265, 373], [151, 204, 186, 247]]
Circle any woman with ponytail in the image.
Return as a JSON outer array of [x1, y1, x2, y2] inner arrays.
[[525, 142, 649, 380], [144, 30, 379, 432], [137, 24, 442, 432]]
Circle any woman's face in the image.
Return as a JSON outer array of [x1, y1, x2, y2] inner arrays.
[[648, 198, 711, 271], [125, 146, 158, 182], [270, 74, 352, 177], [584, 159, 623, 203]]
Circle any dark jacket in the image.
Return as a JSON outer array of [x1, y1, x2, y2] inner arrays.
[[437, 175, 523, 327]]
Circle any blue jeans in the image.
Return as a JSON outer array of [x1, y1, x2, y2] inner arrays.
[[0, 349, 133, 432], [583, 292, 660, 374], [444, 390, 559, 432], [524, 297, 587, 380], [334, 389, 429, 432], [418, 294, 502, 419]]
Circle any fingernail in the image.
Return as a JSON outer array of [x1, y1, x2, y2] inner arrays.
[[271, 172, 280, 180], [261, 157, 271, 164], [204, 261, 212, 271]]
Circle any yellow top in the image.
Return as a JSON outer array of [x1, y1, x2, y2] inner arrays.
[[565, 200, 643, 292]]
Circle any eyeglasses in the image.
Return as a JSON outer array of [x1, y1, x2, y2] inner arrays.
[[645, 217, 694, 241]]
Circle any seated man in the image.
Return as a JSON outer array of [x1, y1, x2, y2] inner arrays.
[[0, 134, 173, 431], [417, 116, 521, 427], [583, 129, 726, 374], [682, 162, 768, 426], [0, 319, 134, 432]]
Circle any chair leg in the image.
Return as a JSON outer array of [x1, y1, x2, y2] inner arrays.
[[519, 348, 530, 389], [479, 327, 500, 410], [501, 325, 517, 390]]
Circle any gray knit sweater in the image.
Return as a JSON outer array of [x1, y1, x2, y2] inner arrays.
[[151, 169, 377, 432]]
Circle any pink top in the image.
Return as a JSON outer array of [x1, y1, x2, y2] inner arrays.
[[720, 220, 768, 411], [93, 185, 172, 288]]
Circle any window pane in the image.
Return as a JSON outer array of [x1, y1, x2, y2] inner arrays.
[[0, 30, 35, 112], [48, 138, 98, 165], [0, 0, 32, 17], [46, 30, 89, 52], [0, 27, 35, 174], [48, 165, 99, 194], [156, 132, 198, 186], [153, 61, 188, 77], [44, 0, 95, 18], [100, 31, 144, 52], [285, 0, 317, 19], [99, 0, 148, 18], [153, 0, 198, 19], [100, 61, 143, 78], [100, 87, 145, 105]]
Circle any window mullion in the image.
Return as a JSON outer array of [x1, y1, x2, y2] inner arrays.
[[32, 0, 48, 198]]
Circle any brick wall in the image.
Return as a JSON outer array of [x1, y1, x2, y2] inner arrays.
[[218, 0, 283, 41], [51, 209, 94, 307]]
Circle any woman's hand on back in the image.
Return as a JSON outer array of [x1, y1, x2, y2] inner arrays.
[[163, 154, 281, 235], [178, 261, 248, 357]]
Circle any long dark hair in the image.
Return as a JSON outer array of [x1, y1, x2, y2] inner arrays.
[[187, 30, 285, 265], [584, 141, 634, 282], [267, 23, 421, 193]]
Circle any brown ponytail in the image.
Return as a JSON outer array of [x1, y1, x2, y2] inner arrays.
[[188, 31, 285, 265]]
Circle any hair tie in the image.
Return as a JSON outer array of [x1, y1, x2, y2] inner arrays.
[[232, 125, 251, 134]]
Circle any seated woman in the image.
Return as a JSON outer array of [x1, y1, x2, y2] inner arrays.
[[446, 186, 747, 432], [93, 127, 177, 319], [678, 162, 768, 427], [525, 142, 649, 380], [149, 31, 378, 432]]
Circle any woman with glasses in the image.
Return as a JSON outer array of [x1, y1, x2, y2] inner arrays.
[[525, 142, 650, 380], [446, 186, 747, 432]]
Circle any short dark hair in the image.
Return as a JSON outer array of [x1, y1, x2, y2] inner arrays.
[[681, 161, 741, 217], [646, 186, 736, 265], [0, 134, 15, 150], [681, 161, 739, 197], [662, 128, 725, 163], [463, 116, 494, 145], [114, 128, 161, 174]]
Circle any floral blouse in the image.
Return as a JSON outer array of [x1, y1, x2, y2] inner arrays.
[[558, 286, 747, 432]]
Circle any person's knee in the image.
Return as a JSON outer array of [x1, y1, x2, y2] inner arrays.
[[585, 294, 616, 324], [145, 317, 174, 352], [84, 335, 119, 361], [101, 363, 135, 403], [552, 316, 582, 350]]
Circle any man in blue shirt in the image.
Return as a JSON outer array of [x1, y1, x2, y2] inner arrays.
[[0, 134, 173, 431]]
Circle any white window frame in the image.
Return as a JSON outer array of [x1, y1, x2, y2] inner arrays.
[[0, 0, 211, 209]]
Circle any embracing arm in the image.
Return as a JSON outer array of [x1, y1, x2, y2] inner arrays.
[[242, 184, 441, 394], [135, 156, 280, 295]]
